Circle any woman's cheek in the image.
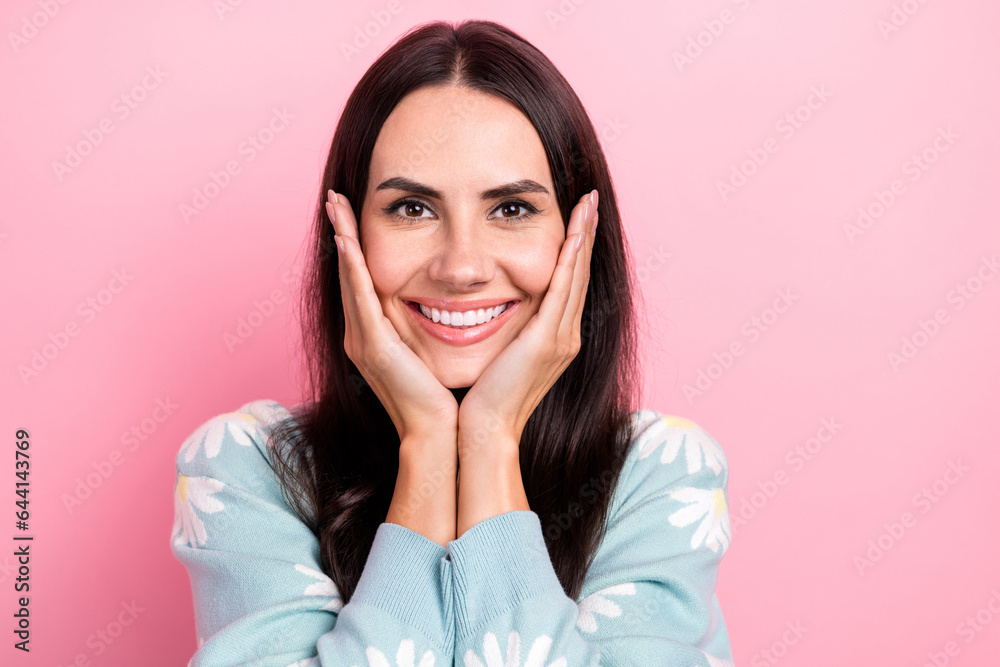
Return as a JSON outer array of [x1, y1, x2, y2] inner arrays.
[[508, 233, 563, 298], [362, 234, 411, 298]]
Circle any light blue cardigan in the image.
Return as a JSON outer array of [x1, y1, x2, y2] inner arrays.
[[171, 399, 734, 666]]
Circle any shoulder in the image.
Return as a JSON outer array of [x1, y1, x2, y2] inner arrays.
[[610, 409, 730, 520], [174, 398, 301, 488], [625, 409, 729, 477]]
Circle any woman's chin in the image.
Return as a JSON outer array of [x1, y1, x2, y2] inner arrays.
[[428, 359, 484, 390], [440, 371, 481, 390]]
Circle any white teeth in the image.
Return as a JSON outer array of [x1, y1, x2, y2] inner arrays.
[[417, 302, 509, 328]]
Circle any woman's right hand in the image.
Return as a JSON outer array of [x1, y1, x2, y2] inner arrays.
[[326, 189, 459, 444]]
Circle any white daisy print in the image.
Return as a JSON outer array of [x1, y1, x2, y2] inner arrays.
[[667, 487, 731, 554], [294, 563, 343, 612], [576, 582, 636, 633], [246, 400, 294, 441], [172, 474, 226, 548], [181, 412, 257, 463], [352, 638, 436, 667], [637, 416, 725, 476], [463, 630, 567, 667]]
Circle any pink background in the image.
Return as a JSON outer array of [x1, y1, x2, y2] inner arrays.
[[2, 1, 998, 664]]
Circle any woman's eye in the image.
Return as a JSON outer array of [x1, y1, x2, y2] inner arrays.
[[397, 201, 431, 218], [492, 201, 536, 222], [497, 203, 525, 218]]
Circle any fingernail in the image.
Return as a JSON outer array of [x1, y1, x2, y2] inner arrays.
[[326, 201, 337, 223], [574, 232, 584, 253], [335, 234, 345, 255], [590, 211, 599, 235]]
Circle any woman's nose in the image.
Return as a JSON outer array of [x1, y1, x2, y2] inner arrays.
[[425, 222, 494, 289]]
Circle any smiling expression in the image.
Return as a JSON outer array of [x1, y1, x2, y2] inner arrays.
[[359, 84, 566, 389]]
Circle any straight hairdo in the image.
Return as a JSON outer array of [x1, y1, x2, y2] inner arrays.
[[268, 18, 642, 604]]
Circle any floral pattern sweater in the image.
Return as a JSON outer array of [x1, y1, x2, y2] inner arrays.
[[171, 399, 734, 666]]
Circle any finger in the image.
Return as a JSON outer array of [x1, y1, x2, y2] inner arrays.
[[327, 189, 360, 241], [565, 204, 595, 338], [328, 193, 378, 349], [563, 191, 597, 341], [534, 196, 591, 338], [337, 231, 396, 354], [330, 205, 361, 352]]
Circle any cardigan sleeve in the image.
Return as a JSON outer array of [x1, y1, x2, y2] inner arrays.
[[170, 399, 454, 667], [446, 410, 734, 667]]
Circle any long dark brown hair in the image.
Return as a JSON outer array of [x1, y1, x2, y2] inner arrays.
[[268, 18, 641, 604]]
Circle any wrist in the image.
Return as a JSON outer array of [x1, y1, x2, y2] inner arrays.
[[457, 430, 520, 466], [400, 428, 457, 455], [391, 438, 458, 547], [399, 432, 458, 485]]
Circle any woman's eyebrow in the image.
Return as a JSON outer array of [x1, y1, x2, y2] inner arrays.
[[374, 176, 549, 200]]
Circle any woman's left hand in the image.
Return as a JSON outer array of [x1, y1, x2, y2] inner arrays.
[[457, 189, 599, 453]]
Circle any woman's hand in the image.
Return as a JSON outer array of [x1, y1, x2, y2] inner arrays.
[[457, 189, 599, 454], [327, 189, 459, 443]]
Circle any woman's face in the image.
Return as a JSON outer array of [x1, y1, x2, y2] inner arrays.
[[360, 84, 566, 389]]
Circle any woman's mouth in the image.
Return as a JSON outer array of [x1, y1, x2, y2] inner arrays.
[[404, 300, 520, 346]]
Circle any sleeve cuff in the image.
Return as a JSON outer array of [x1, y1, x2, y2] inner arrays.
[[349, 521, 452, 644], [447, 510, 565, 639]]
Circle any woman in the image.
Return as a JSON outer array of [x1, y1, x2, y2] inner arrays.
[[171, 19, 734, 667]]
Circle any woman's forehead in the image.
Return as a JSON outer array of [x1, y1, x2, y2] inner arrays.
[[370, 91, 552, 198]]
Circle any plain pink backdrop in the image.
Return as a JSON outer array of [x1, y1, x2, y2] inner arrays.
[[2, 0, 998, 665]]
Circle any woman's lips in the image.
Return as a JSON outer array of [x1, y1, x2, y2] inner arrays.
[[405, 300, 519, 346]]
